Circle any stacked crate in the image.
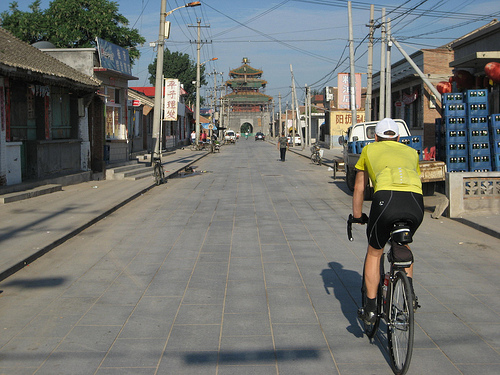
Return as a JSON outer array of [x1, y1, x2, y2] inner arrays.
[[466, 89, 491, 171], [491, 114, 500, 171], [441, 92, 468, 172]]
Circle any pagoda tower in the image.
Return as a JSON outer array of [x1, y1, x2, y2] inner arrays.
[[221, 58, 272, 134]]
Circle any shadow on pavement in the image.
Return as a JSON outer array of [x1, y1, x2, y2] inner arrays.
[[321, 262, 363, 338], [184, 348, 320, 364], [2, 277, 67, 289]]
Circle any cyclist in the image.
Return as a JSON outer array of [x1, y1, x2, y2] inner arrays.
[[352, 118, 424, 323]]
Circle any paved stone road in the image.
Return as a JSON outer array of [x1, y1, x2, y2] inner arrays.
[[0, 140, 499, 374]]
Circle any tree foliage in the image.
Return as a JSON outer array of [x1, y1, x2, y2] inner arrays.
[[0, 0, 145, 63], [148, 48, 207, 105]]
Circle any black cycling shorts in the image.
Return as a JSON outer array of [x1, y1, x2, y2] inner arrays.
[[367, 190, 424, 249]]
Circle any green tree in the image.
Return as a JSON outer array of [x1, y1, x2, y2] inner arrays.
[[148, 48, 206, 105], [0, 0, 145, 63], [0, 1, 47, 44]]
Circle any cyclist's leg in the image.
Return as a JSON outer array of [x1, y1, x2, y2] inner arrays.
[[364, 245, 384, 299]]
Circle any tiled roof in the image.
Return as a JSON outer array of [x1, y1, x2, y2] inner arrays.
[[0, 27, 101, 88]]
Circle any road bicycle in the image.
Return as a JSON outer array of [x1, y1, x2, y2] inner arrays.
[[347, 214, 415, 375], [152, 156, 165, 185], [310, 142, 323, 165]]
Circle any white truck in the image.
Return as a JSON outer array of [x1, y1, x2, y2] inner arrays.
[[339, 120, 446, 196], [224, 130, 236, 144]]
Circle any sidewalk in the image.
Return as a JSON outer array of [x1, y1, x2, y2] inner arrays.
[[0, 148, 209, 281]]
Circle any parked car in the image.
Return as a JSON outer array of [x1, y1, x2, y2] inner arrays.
[[287, 134, 302, 146], [255, 132, 265, 141]]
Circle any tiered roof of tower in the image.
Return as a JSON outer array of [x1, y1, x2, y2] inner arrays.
[[223, 58, 272, 112]]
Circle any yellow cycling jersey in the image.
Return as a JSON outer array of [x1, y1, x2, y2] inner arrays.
[[355, 140, 422, 194]]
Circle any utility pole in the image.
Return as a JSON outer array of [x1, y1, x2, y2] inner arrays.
[[386, 18, 392, 118], [348, 1, 357, 127], [151, 0, 168, 161], [305, 85, 309, 147], [365, 4, 374, 122], [290, 64, 300, 147], [188, 19, 210, 146], [278, 93, 282, 136], [195, 19, 201, 146], [379, 8, 386, 119], [391, 37, 442, 100]]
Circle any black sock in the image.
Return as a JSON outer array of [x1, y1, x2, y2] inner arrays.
[[366, 297, 377, 311]]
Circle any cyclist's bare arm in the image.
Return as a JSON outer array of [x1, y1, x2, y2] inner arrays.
[[353, 169, 369, 219]]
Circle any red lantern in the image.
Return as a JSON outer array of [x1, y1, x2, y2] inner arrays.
[[485, 62, 500, 83], [437, 81, 452, 94], [454, 70, 474, 89]]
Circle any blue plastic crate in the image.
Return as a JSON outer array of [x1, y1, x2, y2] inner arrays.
[[468, 103, 489, 117], [468, 116, 488, 129], [469, 155, 492, 172], [446, 142, 468, 157], [444, 117, 467, 130], [492, 140, 500, 154], [469, 128, 490, 143], [468, 142, 491, 156], [445, 130, 467, 143], [444, 104, 466, 117], [490, 127, 500, 139], [446, 156, 468, 172], [465, 89, 488, 103], [358, 140, 374, 151], [442, 93, 464, 104], [491, 114, 500, 128]]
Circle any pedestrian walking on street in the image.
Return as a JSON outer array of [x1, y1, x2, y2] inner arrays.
[[191, 130, 196, 144], [277, 131, 288, 161]]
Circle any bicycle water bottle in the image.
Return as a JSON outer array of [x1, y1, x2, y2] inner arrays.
[[382, 273, 390, 303]]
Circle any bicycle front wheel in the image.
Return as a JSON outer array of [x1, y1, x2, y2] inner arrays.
[[388, 271, 414, 375]]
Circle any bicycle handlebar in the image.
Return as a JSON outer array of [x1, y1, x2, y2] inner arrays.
[[347, 213, 369, 241]]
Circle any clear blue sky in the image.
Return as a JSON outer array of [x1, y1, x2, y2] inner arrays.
[[2, 0, 500, 103]]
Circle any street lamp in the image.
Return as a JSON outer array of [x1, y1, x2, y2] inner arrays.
[[152, 1, 201, 162]]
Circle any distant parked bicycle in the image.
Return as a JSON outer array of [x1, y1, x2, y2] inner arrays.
[[310, 142, 323, 165], [347, 214, 416, 375], [152, 156, 165, 185]]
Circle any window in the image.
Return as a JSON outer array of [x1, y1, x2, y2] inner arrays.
[[105, 86, 123, 139]]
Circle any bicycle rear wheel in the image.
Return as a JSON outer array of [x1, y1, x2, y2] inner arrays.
[[388, 271, 414, 375]]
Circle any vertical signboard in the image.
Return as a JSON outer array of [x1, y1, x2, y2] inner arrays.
[[337, 73, 362, 110], [163, 78, 180, 121]]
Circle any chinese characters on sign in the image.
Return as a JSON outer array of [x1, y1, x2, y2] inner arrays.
[[163, 79, 180, 121], [332, 110, 365, 132], [337, 73, 362, 110], [96, 37, 132, 76]]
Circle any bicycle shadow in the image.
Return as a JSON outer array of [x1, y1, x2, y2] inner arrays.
[[320, 262, 363, 338], [322, 262, 393, 367]]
